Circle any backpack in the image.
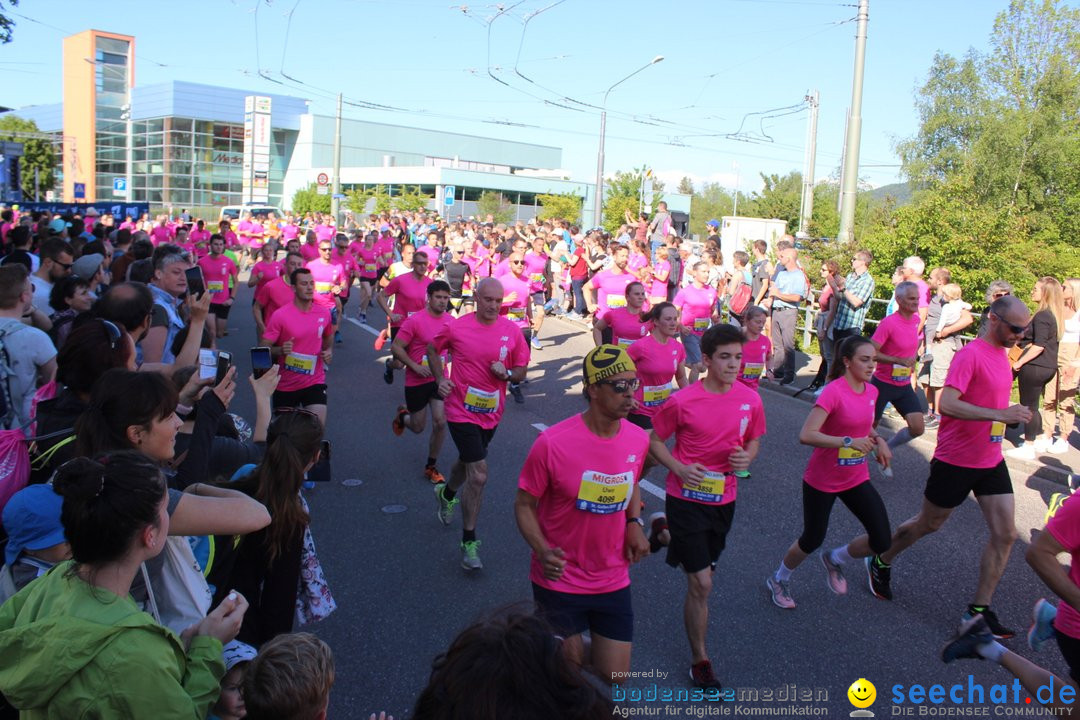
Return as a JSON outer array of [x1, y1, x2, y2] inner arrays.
[[0, 320, 27, 430], [729, 282, 753, 315]]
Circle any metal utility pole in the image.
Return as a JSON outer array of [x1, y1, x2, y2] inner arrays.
[[798, 90, 820, 236], [837, 0, 869, 244], [330, 93, 343, 224]]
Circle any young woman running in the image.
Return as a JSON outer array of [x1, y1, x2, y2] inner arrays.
[[593, 281, 651, 349]]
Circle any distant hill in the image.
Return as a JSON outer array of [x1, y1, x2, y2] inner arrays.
[[868, 182, 913, 205]]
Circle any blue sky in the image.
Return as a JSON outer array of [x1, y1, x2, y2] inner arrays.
[[0, 0, 1040, 194]]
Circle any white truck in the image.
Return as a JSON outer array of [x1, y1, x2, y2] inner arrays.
[[717, 216, 789, 262]]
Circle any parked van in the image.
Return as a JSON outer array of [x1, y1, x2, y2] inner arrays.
[[218, 204, 283, 222]]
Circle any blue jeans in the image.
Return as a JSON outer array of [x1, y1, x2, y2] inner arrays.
[[572, 278, 588, 314]]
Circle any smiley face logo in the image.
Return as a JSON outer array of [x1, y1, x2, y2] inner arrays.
[[848, 678, 876, 709]]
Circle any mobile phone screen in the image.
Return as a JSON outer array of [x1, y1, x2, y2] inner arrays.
[[215, 351, 232, 384], [251, 346, 272, 378], [185, 266, 205, 297]]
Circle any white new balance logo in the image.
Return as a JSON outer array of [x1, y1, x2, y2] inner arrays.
[[626, 454, 637, 463], [740, 404, 751, 411]]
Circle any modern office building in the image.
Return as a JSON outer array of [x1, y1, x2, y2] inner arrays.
[[9, 28, 690, 223]]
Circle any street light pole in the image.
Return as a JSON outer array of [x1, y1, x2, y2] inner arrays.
[[594, 55, 663, 228], [837, 0, 869, 244]]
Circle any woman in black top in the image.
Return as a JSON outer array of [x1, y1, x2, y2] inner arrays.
[[1009, 277, 1064, 459]]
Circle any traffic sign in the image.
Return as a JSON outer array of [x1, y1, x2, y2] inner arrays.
[[113, 177, 128, 197], [443, 186, 455, 207], [73, 182, 85, 200], [317, 185, 329, 195], [332, 194, 345, 200], [316, 172, 329, 186]]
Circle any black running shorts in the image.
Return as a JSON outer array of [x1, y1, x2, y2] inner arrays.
[[664, 495, 736, 574], [924, 458, 1012, 509], [405, 381, 442, 413], [448, 421, 497, 464], [532, 582, 633, 643]]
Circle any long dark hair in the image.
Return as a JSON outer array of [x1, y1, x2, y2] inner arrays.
[[231, 411, 322, 563], [75, 369, 178, 457], [827, 335, 873, 383]]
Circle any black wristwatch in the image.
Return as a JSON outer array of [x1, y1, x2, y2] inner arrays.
[[626, 517, 645, 528]]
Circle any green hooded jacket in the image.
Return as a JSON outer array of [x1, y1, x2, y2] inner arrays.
[[0, 561, 224, 719]]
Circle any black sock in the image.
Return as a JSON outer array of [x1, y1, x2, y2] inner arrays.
[[462, 529, 476, 543], [426, 457, 437, 468], [442, 485, 457, 501]]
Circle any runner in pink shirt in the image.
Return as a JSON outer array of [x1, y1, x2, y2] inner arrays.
[[593, 281, 650, 349], [584, 245, 634, 316], [254, 253, 304, 339], [516, 344, 650, 682], [351, 233, 380, 323], [305, 241, 346, 315], [377, 253, 433, 385], [217, 220, 239, 250], [647, 324, 765, 690], [299, 230, 321, 263], [430, 277, 530, 571], [390, 280, 454, 485], [673, 262, 719, 382], [329, 233, 358, 343], [280, 219, 300, 243], [499, 252, 537, 401], [626, 302, 687, 430], [196, 235, 239, 339], [766, 334, 892, 610], [261, 267, 334, 426], [869, 282, 927, 466], [650, 254, 671, 305], [119, 216, 137, 232], [854, 295, 1033, 637], [374, 230, 395, 281], [524, 235, 552, 351], [738, 306, 773, 391], [149, 218, 173, 246], [247, 243, 283, 293], [189, 220, 212, 257]]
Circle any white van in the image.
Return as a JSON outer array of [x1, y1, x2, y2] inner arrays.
[[218, 204, 283, 222]]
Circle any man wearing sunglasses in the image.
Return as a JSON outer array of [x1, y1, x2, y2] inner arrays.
[[427, 277, 530, 571], [31, 237, 74, 317], [377, 250, 433, 385], [856, 294, 1032, 639], [515, 344, 650, 683], [500, 252, 537, 404]]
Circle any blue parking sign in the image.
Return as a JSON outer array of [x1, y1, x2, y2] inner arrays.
[[73, 183, 85, 199], [443, 186, 455, 207]]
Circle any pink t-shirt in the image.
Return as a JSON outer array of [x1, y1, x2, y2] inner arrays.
[[523, 252, 548, 294], [674, 284, 718, 336], [330, 250, 357, 298], [738, 334, 772, 390], [519, 414, 649, 594], [465, 243, 491, 278], [652, 381, 766, 505], [803, 378, 879, 492], [305, 260, 346, 309], [416, 245, 441, 267], [262, 302, 332, 392], [934, 338, 1012, 469], [250, 260, 283, 291], [189, 228, 211, 247], [221, 230, 239, 248], [395, 309, 453, 387], [197, 254, 238, 305], [1046, 493, 1080, 639], [592, 269, 635, 313], [627, 333, 685, 418], [300, 243, 321, 263], [150, 226, 172, 246], [375, 237, 394, 268], [255, 277, 294, 324], [499, 273, 532, 330], [628, 251, 648, 274], [315, 224, 336, 243], [246, 222, 265, 249], [281, 223, 300, 241], [353, 244, 379, 279], [872, 311, 920, 386], [650, 259, 671, 299], [383, 272, 432, 328], [432, 314, 531, 429], [493, 258, 510, 278], [602, 307, 650, 348]]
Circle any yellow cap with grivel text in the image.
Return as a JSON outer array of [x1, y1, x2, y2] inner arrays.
[[583, 344, 637, 386]]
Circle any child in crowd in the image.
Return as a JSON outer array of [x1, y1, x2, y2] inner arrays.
[[937, 283, 972, 333], [242, 633, 335, 720], [739, 306, 773, 391], [210, 641, 257, 720]]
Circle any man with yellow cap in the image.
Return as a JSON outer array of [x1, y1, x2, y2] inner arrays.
[[514, 344, 651, 683]]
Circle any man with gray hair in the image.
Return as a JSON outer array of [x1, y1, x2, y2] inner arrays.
[[901, 255, 931, 332], [978, 280, 1014, 338], [142, 253, 191, 365], [828, 249, 876, 342]]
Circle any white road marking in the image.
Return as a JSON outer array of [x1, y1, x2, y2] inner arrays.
[[348, 317, 381, 337], [531, 423, 549, 432]]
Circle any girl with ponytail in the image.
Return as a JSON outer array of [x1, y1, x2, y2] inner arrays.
[[221, 409, 324, 646]]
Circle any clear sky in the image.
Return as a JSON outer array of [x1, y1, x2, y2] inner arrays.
[[0, 0, 1041, 194]]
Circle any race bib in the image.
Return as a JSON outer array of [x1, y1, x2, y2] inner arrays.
[[464, 386, 499, 414], [315, 281, 333, 295], [206, 280, 225, 294], [529, 273, 544, 285], [617, 336, 635, 349], [284, 352, 317, 376], [682, 469, 727, 503], [421, 352, 449, 368], [507, 306, 526, 321], [891, 365, 911, 381], [642, 382, 674, 407], [364, 263, 377, 273], [607, 295, 627, 309], [575, 470, 633, 514], [990, 421, 1005, 444], [741, 363, 764, 380], [693, 316, 710, 332], [838, 447, 867, 466], [462, 288, 474, 298]]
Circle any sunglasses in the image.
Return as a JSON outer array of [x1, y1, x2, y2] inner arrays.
[[511, 260, 525, 266], [55, 261, 74, 270], [319, 247, 332, 252], [1006, 321, 1029, 335], [595, 378, 640, 394]]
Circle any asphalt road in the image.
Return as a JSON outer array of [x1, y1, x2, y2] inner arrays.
[[216, 283, 1075, 719]]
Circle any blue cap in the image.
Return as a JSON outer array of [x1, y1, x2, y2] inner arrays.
[[2, 483, 66, 566], [706, 219, 720, 228]]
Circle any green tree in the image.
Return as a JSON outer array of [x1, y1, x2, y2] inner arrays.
[[741, 171, 802, 232], [290, 182, 331, 215], [601, 167, 665, 233], [688, 182, 735, 237], [536, 192, 583, 224], [0, 115, 56, 199], [346, 187, 373, 215], [0, 0, 18, 44], [676, 176, 695, 195], [476, 191, 514, 224], [393, 185, 431, 213]]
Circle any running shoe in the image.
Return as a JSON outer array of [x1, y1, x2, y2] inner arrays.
[[425, 465, 446, 485], [1027, 598, 1058, 652], [374, 328, 389, 350], [391, 406, 407, 436], [766, 576, 796, 609], [820, 552, 848, 595], [530, 335, 543, 351], [383, 358, 394, 385], [924, 413, 940, 429], [435, 483, 459, 526], [865, 556, 893, 600], [963, 607, 1015, 640], [356, 311, 367, 323], [1006, 443, 1036, 461], [1049, 438, 1071, 455], [689, 660, 723, 690], [648, 512, 669, 554], [460, 540, 483, 570], [942, 615, 993, 663], [509, 383, 525, 404]]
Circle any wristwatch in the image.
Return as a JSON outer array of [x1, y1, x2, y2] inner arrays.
[[626, 517, 645, 528], [842, 436, 853, 448]]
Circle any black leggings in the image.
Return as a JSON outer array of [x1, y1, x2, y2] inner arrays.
[[798, 480, 892, 556], [1017, 363, 1057, 441]]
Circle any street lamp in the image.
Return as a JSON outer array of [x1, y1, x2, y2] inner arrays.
[[593, 55, 664, 228]]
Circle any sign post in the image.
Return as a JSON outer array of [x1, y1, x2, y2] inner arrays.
[[443, 185, 455, 217], [113, 177, 128, 197]]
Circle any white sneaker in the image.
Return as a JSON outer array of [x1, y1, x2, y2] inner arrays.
[[1049, 439, 1071, 455], [1007, 444, 1036, 461], [1034, 437, 1052, 453]]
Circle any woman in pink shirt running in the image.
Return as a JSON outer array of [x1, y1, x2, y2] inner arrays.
[[766, 335, 893, 610], [592, 281, 651, 349]]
